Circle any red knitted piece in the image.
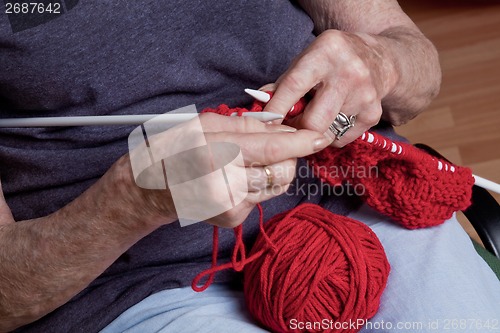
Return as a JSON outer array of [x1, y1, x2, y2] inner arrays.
[[308, 132, 474, 229], [201, 92, 305, 120], [202, 103, 263, 117], [244, 204, 389, 333], [201, 99, 474, 229]]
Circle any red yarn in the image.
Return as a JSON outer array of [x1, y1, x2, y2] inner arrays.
[[243, 204, 389, 333], [201, 98, 474, 229], [201, 91, 306, 120], [202, 103, 263, 117], [191, 96, 474, 333], [192, 205, 276, 292], [308, 132, 474, 229], [192, 204, 390, 333]]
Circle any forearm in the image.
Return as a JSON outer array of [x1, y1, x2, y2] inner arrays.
[[298, 0, 441, 125], [0, 157, 172, 331]]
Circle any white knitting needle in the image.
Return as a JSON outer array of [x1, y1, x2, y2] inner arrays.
[[246, 89, 500, 195], [245, 88, 271, 103], [245, 88, 298, 113], [473, 175, 500, 194], [248, 90, 500, 195], [0, 112, 283, 127]]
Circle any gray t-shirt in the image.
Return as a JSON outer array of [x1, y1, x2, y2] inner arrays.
[[1, 1, 398, 332]]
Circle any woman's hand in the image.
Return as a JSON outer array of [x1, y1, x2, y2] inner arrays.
[[263, 29, 398, 148], [120, 113, 332, 229], [262, 0, 441, 144]]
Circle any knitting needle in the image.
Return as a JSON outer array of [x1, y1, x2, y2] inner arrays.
[[0, 112, 283, 128], [473, 175, 500, 194], [245, 88, 500, 194], [245, 87, 307, 104], [244, 88, 300, 113], [244, 88, 271, 103], [247, 89, 500, 195]]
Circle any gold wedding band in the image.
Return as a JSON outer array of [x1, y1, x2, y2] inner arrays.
[[264, 166, 273, 188]]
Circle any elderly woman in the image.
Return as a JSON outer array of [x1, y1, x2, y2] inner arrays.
[[0, 1, 498, 332]]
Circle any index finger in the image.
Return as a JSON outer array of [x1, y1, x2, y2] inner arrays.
[[263, 66, 316, 118], [211, 129, 332, 166]]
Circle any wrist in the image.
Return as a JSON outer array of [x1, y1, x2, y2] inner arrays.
[[105, 155, 177, 230], [353, 32, 400, 99]]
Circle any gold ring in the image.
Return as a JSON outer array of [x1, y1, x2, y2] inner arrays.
[[263, 166, 273, 187]]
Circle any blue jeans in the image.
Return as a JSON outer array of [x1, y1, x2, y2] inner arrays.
[[101, 205, 500, 333]]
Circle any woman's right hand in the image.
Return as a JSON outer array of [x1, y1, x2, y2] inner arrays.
[[118, 112, 332, 229]]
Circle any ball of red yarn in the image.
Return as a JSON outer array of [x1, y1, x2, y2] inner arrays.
[[244, 203, 390, 333]]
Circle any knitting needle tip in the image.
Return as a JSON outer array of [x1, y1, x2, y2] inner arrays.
[[244, 88, 271, 103], [473, 174, 500, 194], [244, 88, 296, 114]]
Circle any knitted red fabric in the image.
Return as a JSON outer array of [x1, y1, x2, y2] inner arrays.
[[201, 99, 474, 228], [201, 91, 305, 120], [244, 204, 389, 333], [308, 132, 474, 229], [202, 103, 263, 117]]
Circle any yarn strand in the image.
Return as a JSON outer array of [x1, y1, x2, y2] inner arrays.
[[191, 204, 273, 292]]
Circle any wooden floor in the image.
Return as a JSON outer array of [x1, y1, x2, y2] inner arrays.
[[396, 0, 500, 244]]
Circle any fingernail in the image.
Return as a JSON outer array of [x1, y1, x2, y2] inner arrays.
[[313, 136, 333, 151], [267, 124, 297, 132]]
